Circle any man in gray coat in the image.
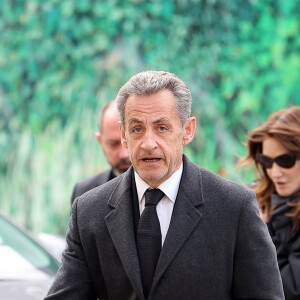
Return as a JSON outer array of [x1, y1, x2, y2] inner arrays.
[[46, 71, 284, 299]]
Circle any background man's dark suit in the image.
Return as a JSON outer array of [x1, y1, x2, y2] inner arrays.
[[46, 156, 284, 300], [70, 169, 113, 204]]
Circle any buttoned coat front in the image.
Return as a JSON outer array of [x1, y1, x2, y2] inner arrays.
[[45, 156, 284, 300]]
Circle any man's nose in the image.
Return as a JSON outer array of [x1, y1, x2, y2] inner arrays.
[[141, 130, 158, 150]]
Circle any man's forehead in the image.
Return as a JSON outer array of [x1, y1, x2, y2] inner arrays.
[[125, 90, 175, 106]]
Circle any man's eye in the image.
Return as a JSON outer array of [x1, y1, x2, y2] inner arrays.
[[133, 127, 142, 133], [159, 126, 167, 132], [109, 143, 119, 148]]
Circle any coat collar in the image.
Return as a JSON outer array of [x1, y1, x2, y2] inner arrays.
[[105, 167, 145, 300]]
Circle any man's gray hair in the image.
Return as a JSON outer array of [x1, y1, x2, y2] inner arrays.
[[116, 71, 192, 127]]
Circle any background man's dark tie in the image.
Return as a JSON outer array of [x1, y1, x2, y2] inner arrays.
[[137, 188, 164, 298]]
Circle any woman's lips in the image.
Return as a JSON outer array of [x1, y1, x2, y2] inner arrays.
[[275, 182, 287, 187]]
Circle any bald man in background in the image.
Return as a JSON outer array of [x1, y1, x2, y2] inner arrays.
[[70, 101, 131, 204]]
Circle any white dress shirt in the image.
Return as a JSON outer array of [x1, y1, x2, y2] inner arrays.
[[134, 163, 183, 246]]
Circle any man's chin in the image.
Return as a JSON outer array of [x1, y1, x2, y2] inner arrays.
[[113, 166, 130, 176], [119, 168, 129, 174]]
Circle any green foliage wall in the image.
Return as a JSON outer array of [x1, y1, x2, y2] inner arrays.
[[1, 0, 300, 234]]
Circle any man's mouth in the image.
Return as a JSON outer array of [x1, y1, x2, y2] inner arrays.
[[115, 160, 131, 172], [142, 158, 161, 162], [117, 159, 131, 167]]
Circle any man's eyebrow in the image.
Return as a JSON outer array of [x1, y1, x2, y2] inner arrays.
[[153, 118, 170, 124], [107, 138, 121, 143], [128, 118, 143, 125], [128, 117, 171, 126]]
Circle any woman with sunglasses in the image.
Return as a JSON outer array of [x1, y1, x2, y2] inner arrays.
[[239, 106, 300, 300]]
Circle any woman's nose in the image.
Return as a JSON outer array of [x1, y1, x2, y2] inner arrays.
[[270, 163, 283, 178]]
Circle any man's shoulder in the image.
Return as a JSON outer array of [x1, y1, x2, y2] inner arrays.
[[74, 170, 130, 212], [201, 166, 250, 191], [183, 156, 254, 201], [71, 169, 112, 202], [80, 169, 112, 187]]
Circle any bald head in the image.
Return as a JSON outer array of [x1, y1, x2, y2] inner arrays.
[[95, 101, 131, 176]]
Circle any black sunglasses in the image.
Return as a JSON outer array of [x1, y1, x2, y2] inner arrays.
[[256, 153, 297, 169]]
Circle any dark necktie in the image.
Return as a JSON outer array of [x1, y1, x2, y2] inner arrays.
[[137, 188, 164, 298]]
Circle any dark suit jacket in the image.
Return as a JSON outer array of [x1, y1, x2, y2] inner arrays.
[[70, 169, 113, 204], [46, 156, 284, 300]]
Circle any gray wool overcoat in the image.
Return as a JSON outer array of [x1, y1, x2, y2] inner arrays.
[[45, 155, 284, 300]]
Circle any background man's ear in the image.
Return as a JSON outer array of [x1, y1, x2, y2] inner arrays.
[[95, 132, 102, 145], [182, 117, 196, 146]]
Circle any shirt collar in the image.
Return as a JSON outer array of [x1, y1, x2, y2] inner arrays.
[[134, 163, 183, 204]]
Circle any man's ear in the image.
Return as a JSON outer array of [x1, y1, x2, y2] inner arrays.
[[95, 132, 102, 145], [120, 124, 128, 149], [182, 117, 196, 146]]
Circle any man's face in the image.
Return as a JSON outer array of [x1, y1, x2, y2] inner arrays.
[[121, 89, 195, 188], [97, 106, 131, 175]]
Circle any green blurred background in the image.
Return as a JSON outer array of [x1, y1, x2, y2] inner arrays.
[[1, 0, 300, 236]]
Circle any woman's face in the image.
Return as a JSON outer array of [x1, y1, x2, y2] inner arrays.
[[262, 137, 300, 197]]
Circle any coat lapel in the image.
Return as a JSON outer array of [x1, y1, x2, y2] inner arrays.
[[151, 156, 204, 292], [105, 168, 144, 300]]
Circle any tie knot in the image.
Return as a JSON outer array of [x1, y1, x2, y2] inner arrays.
[[144, 189, 164, 206]]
